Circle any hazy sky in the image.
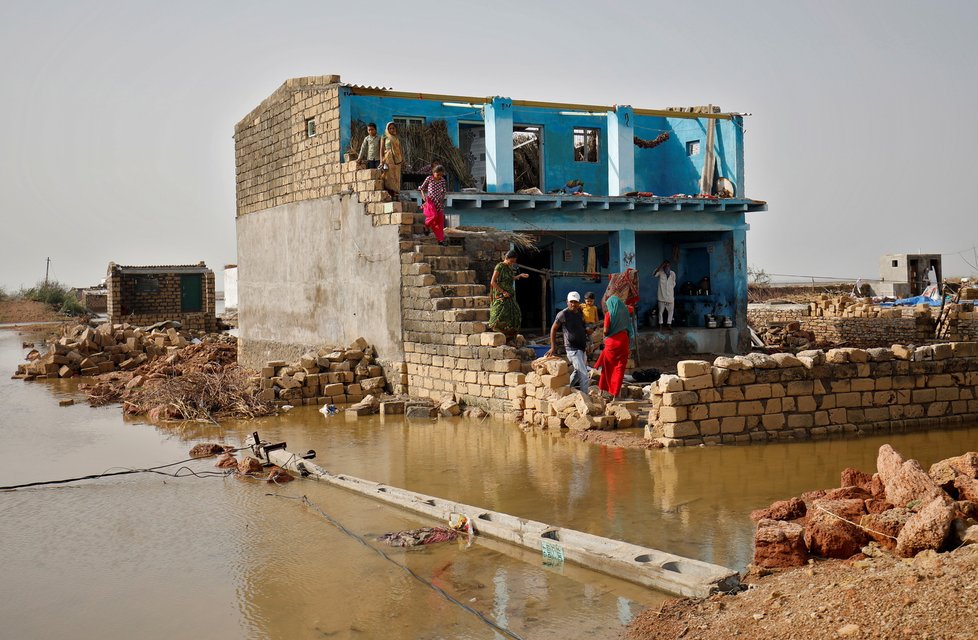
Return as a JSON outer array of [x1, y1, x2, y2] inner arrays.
[[1, 0, 976, 291]]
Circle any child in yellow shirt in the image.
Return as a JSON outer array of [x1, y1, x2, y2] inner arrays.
[[582, 291, 600, 325]]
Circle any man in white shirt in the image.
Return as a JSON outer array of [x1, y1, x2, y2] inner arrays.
[[653, 260, 676, 328]]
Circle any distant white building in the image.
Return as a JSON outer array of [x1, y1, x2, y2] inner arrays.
[[224, 264, 238, 311]]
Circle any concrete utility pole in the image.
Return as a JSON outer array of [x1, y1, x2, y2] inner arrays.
[[44, 257, 50, 287]]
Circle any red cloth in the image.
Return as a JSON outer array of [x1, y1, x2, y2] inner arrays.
[[596, 314, 630, 396], [423, 200, 445, 242]]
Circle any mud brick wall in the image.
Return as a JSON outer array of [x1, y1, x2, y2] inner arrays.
[[647, 343, 978, 447], [107, 270, 216, 332]]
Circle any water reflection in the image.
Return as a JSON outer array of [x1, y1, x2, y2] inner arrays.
[[3, 327, 977, 639]]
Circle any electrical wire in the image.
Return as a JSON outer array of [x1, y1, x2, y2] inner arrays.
[[267, 492, 526, 640], [0, 446, 251, 491]]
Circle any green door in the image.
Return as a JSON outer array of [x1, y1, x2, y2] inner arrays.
[[180, 274, 203, 312]]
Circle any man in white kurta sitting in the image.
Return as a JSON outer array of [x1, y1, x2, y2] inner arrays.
[[653, 260, 676, 329]]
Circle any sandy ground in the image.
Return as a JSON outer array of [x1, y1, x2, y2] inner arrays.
[[0, 299, 65, 324], [625, 546, 978, 640]]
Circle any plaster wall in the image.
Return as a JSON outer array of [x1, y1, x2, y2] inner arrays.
[[224, 266, 238, 310], [236, 194, 403, 369]]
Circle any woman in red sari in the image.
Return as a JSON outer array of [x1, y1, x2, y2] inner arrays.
[[595, 295, 633, 398]]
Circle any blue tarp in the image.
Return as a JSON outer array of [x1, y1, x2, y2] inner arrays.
[[880, 295, 946, 307]]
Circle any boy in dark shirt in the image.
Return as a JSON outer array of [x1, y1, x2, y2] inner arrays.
[[546, 291, 590, 393]]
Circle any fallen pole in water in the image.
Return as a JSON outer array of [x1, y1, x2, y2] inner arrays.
[[246, 432, 739, 598]]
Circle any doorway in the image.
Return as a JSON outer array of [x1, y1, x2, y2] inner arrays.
[[515, 246, 551, 335], [459, 122, 487, 190], [513, 125, 543, 192]]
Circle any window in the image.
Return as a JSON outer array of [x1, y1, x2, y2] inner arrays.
[[686, 140, 700, 156], [891, 260, 899, 268], [134, 276, 159, 294], [305, 118, 316, 138], [573, 128, 599, 163], [393, 116, 425, 128]]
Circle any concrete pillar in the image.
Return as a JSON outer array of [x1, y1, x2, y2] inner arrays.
[[484, 97, 514, 193], [733, 116, 746, 197], [732, 226, 749, 351], [607, 106, 635, 196], [609, 229, 636, 274]]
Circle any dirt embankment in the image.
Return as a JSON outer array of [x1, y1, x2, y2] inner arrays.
[[625, 546, 978, 640], [0, 299, 65, 324]]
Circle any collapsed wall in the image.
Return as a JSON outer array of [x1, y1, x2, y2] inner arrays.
[[647, 343, 978, 447]]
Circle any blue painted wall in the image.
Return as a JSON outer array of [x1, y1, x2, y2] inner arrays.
[[530, 230, 739, 328], [340, 90, 744, 197]]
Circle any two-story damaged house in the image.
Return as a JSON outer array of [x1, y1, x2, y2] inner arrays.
[[234, 75, 766, 411]]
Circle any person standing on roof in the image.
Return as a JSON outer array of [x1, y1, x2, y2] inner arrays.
[[357, 123, 381, 169], [546, 291, 591, 393], [653, 260, 676, 329]]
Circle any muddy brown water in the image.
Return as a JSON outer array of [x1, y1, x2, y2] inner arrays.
[[2, 329, 977, 639]]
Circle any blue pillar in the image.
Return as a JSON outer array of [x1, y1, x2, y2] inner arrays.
[[484, 97, 514, 193], [609, 229, 636, 274], [338, 87, 352, 162], [734, 115, 745, 197], [732, 225, 749, 351], [607, 105, 635, 196]]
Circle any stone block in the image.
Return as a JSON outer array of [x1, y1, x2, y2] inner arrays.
[[737, 401, 764, 416], [662, 391, 698, 406], [699, 419, 720, 435], [743, 384, 772, 400], [709, 402, 737, 418], [787, 414, 814, 428], [720, 416, 746, 433], [663, 422, 699, 438], [761, 413, 786, 430], [658, 406, 687, 422], [683, 374, 713, 391], [677, 360, 711, 378]]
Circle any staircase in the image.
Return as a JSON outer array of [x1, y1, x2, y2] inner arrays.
[[398, 231, 527, 411]]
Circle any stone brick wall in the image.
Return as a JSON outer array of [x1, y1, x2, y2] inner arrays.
[[748, 303, 978, 348], [646, 343, 978, 447], [235, 76, 343, 217], [107, 269, 216, 332]]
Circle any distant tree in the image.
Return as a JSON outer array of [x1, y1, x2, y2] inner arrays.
[[748, 264, 771, 287]]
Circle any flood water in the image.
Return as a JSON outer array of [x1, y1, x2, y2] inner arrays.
[[2, 328, 977, 639]]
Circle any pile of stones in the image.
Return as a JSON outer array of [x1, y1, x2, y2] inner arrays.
[[256, 337, 387, 407], [752, 444, 978, 567], [509, 356, 639, 430], [14, 321, 209, 380]]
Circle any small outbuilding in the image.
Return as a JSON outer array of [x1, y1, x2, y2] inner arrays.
[[106, 262, 217, 331]]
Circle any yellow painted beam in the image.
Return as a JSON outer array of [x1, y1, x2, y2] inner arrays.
[[346, 87, 737, 120]]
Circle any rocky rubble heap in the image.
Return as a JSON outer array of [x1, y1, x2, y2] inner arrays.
[[256, 337, 387, 407], [189, 443, 294, 484], [510, 356, 640, 430], [13, 321, 207, 380], [752, 444, 978, 568], [753, 320, 819, 351]]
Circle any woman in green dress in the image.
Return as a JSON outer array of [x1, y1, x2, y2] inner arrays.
[[488, 250, 528, 338]]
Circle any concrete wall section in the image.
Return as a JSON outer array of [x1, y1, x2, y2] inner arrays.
[[236, 194, 404, 369]]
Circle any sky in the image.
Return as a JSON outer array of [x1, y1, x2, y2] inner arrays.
[[1, 0, 976, 291]]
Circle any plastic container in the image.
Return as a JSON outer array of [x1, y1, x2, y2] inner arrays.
[[529, 344, 550, 358]]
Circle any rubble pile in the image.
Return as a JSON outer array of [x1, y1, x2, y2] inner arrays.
[[808, 294, 906, 319], [510, 356, 640, 430], [189, 443, 294, 484], [257, 337, 388, 407], [752, 444, 978, 568], [753, 320, 818, 351], [13, 321, 213, 380], [84, 339, 269, 421]]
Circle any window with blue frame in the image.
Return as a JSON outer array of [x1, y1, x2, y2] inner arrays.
[[573, 128, 599, 162]]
